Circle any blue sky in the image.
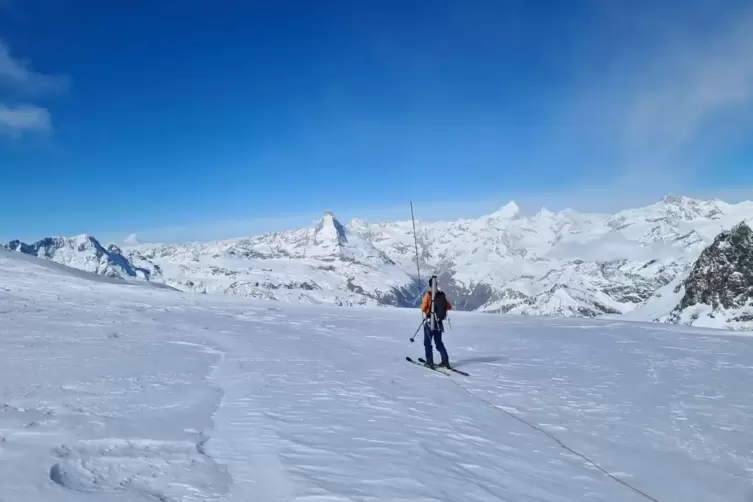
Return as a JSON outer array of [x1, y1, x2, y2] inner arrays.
[[1, 0, 752, 243]]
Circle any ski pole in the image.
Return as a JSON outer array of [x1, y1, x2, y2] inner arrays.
[[409, 318, 425, 343]]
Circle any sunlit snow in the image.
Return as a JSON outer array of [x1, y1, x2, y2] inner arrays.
[[2, 248, 752, 501]]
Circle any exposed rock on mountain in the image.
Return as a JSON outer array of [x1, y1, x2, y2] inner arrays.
[[663, 222, 753, 329], [5, 235, 155, 281]]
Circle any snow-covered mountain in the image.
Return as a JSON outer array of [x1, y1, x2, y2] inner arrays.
[[4, 235, 157, 281], [630, 221, 753, 330], [120, 210, 420, 308], [6, 194, 753, 327], [351, 195, 752, 318]]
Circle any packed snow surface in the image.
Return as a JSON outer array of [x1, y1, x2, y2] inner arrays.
[[2, 249, 753, 501]]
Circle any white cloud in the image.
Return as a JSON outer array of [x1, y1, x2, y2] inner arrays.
[[123, 234, 140, 246], [623, 8, 753, 156], [0, 40, 66, 138], [561, 4, 753, 192], [0, 41, 26, 82], [0, 103, 50, 134], [0, 40, 68, 95]]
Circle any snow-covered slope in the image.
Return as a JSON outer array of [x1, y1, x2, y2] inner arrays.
[[7, 195, 753, 324], [4, 235, 156, 281], [2, 244, 753, 501]]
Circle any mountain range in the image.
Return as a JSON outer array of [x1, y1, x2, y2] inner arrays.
[[5, 194, 753, 329]]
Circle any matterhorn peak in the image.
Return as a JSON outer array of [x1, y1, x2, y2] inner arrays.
[[314, 210, 348, 247], [322, 211, 337, 223]]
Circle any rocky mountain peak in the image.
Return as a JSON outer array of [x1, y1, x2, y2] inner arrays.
[[669, 221, 753, 323], [8, 235, 98, 257], [6, 234, 152, 281], [656, 194, 724, 220], [535, 207, 555, 219], [661, 194, 690, 205], [314, 211, 348, 248]]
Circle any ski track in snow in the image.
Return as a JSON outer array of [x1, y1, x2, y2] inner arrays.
[[2, 251, 753, 501]]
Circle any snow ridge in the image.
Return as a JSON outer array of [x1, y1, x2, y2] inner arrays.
[[5, 235, 155, 281]]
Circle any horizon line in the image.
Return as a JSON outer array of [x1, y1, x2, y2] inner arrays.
[[6, 191, 753, 247]]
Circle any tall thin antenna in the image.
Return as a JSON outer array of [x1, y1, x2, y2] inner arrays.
[[410, 201, 422, 285]]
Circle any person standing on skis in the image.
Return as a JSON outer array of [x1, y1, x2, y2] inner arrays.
[[421, 276, 452, 369]]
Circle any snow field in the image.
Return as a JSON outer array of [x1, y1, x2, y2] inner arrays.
[[2, 250, 753, 501]]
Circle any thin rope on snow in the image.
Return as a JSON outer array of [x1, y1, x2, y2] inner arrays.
[[447, 378, 662, 502]]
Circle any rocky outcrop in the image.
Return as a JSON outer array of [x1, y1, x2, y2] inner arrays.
[[667, 222, 753, 327]]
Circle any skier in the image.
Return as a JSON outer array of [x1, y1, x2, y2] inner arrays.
[[420, 276, 452, 369]]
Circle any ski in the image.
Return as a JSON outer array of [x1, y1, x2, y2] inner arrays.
[[418, 358, 469, 376], [405, 356, 451, 375], [405, 356, 469, 376]]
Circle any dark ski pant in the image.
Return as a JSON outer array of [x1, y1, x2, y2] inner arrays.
[[423, 321, 449, 366]]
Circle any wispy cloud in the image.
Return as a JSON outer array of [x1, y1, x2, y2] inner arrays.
[[563, 3, 753, 191], [0, 40, 68, 95], [123, 234, 140, 246], [0, 103, 51, 135], [623, 7, 753, 156], [0, 39, 67, 137]]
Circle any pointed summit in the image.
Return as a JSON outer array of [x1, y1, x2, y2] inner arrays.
[[313, 211, 348, 248], [304, 210, 396, 264], [536, 207, 555, 219], [487, 201, 520, 220]]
